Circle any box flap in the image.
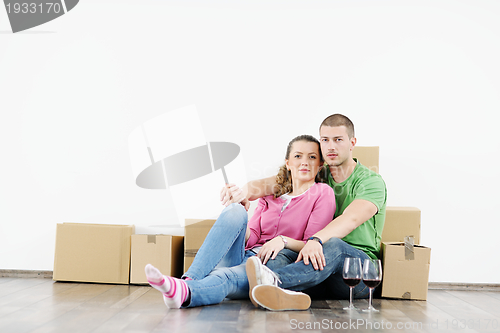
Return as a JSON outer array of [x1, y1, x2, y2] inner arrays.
[[381, 207, 421, 244], [184, 218, 216, 227], [352, 146, 379, 173]]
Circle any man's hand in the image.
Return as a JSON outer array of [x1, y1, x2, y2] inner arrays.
[[220, 184, 250, 210], [296, 240, 326, 270], [257, 237, 285, 264]]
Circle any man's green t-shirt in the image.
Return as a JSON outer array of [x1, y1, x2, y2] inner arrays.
[[326, 159, 387, 259]]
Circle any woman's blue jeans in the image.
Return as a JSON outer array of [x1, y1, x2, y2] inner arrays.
[[182, 203, 254, 307], [266, 238, 371, 300], [182, 203, 370, 307]]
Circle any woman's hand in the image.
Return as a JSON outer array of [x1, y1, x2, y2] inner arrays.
[[296, 240, 326, 270], [257, 237, 285, 264], [220, 184, 250, 210]]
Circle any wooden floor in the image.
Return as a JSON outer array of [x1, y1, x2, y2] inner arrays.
[[1, 278, 500, 333]]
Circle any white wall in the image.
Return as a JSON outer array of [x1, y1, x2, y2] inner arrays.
[[1, 0, 499, 283]]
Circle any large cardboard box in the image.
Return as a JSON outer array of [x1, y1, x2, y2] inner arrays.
[[353, 146, 379, 173], [381, 207, 421, 244], [130, 235, 184, 284], [381, 241, 431, 300], [53, 223, 134, 284], [184, 218, 216, 273]]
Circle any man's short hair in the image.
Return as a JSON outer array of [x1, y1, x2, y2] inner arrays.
[[319, 114, 355, 139]]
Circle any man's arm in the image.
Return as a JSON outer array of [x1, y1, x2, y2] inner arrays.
[[220, 176, 276, 209], [297, 199, 378, 270], [315, 199, 378, 242]]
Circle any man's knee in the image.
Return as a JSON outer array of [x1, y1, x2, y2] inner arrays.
[[323, 237, 344, 250], [322, 237, 346, 258], [322, 238, 365, 262]]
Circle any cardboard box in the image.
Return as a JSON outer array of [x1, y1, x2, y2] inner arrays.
[[130, 235, 184, 284], [381, 242, 431, 300], [353, 146, 379, 173], [184, 218, 216, 273], [53, 223, 134, 284], [381, 207, 421, 244]]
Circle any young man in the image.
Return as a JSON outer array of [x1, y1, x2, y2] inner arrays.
[[220, 114, 387, 311]]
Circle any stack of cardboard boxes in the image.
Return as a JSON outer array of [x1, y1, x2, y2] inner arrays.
[[355, 147, 431, 301], [53, 146, 431, 300], [380, 208, 431, 300]]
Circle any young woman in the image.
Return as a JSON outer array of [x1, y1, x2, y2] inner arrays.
[[145, 134, 335, 308]]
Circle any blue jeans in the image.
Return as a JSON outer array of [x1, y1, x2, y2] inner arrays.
[[182, 203, 254, 307], [266, 237, 371, 300]]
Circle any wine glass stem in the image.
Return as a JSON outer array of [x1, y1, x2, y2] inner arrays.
[[368, 288, 373, 309], [349, 287, 353, 307]]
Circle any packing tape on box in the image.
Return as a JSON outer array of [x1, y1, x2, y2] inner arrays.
[[185, 250, 198, 257], [404, 236, 415, 260], [402, 292, 411, 299], [147, 235, 157, 244]]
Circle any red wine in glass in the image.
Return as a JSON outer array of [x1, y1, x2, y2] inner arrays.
[[343, 278, 362, 287], [362, 279, 381, 288], [342, 258, 362, 310]]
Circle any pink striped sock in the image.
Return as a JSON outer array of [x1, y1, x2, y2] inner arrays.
[[145, 264, 189, 309], [162, 276, 189, 308]]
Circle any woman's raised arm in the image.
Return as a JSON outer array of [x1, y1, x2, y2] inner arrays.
[[220, 176, 277, 210]]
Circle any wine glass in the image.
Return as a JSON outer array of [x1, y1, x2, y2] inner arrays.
[[362, 259, 382, 312], [342, 257, 362, 310]]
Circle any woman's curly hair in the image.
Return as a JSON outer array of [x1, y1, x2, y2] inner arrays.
[[273, 134, 325, 198]]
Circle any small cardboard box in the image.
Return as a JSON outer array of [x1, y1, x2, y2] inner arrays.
[[53, 223, 134, 284], [353, 146, 379, 173], [381, 207, 421, 244], [381, 242, 431, 300], [184, 218, 216, 273], [130, 235, 184, 284]]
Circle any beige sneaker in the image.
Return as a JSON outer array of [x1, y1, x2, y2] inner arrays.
[[246, 256, 281, 307], [252, 284, 311, 311]]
